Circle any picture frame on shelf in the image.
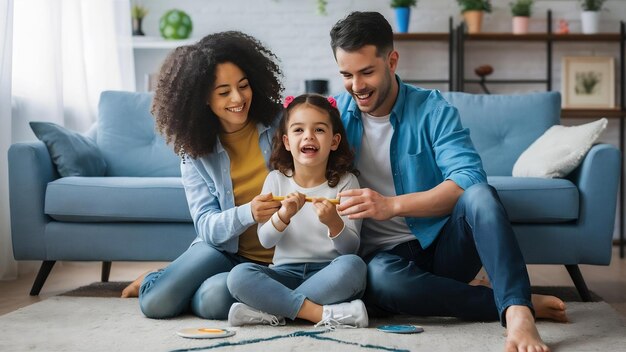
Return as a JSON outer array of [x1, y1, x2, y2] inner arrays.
[[561, 56, 615, 108]]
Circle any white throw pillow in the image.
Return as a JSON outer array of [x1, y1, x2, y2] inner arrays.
[[512, 118, 608, 178]]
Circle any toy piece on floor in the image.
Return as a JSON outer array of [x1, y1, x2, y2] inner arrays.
[[376, 325, 424, 334], [176, 328, 236, 339]]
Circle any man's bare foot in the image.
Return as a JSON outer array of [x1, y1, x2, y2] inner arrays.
[[505, 305, 550, 352], [532, 294, 568, 322], [121, 271, 151, 298]]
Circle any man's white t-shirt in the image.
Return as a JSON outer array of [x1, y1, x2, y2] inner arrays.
[[357, 112, 415, 256]]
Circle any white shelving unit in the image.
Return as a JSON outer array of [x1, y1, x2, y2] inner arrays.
[[132, 36, 197, 49], [132, 36, 198, 91]]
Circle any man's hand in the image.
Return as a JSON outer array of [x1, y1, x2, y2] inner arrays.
[[251, 193, 281, 223], [336, 188, 395, 220], [312, 198, 344, 237], [277, 192, 306, 224]]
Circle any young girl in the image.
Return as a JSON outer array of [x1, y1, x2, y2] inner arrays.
[[226, 94, 368, 328]]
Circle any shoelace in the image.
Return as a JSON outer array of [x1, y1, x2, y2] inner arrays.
[[268, 315, 282, 326], [314, 314, 357, 331], [243, 310, 282, 326]]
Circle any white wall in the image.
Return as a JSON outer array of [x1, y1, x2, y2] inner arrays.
[[134, 0, 626, 237], [134, 0, 626, 95]]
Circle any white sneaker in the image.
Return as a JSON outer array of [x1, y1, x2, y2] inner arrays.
[[228, 303, 286, 327], [314, 299, 369, 329]]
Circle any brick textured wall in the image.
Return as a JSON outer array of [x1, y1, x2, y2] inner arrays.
[[135, 0, 626, 237]]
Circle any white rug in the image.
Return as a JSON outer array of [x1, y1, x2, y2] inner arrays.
[[0, 297, 625, 352]]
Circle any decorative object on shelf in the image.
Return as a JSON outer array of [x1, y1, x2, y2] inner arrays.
[[316, 0, 328, 15], [556, 19, 570, 34], [561, 56, 615, 108], [159, 9, 193, 40], [457, 0, 492, 34], [580, 0, 605, 34], [390, 0, 417, 33], [304, 79, 329, 95], [510, 0, 533, 35], [131, 2, 148, 36], [474, 65, 494, 94]]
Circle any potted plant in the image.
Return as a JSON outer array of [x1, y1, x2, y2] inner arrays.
[[131, 2, 148, 36], [457, 0, 492, 34], [510, 0, 533, 35], [390, 0, 417, 33], [580, 0, 605, 34]]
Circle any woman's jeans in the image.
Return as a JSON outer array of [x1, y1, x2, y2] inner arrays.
[[139, 241, 262, 319], [227, 254, 367, 320], [364, 184, 533, 326]]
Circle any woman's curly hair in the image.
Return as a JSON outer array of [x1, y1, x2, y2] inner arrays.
[[151, 31, 283, 158], [270, 94, 359, 188]]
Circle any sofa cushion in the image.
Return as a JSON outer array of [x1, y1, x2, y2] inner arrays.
[[97, 91, 181, 177], [45, 177, 191, 222], [512, 118, 607, 178], [441, 92, 561, 176], [488, 176, 578, 223], [30, 121, 107, 177]]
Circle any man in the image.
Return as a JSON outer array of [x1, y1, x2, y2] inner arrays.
[[330, 11, 566, 352]]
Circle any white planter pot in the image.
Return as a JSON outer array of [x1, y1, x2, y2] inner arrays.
[[512, 16, 529, 35], [581, 11, 599, 34]]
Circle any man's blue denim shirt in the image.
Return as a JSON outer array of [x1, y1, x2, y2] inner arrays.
[[181, 121, 277, 253], [336, 76, 487, 249]]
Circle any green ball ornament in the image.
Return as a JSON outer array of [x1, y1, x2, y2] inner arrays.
[[159, 9, 192, 40]]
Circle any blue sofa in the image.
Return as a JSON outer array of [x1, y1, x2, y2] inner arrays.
[[8, 90, 620, 299]]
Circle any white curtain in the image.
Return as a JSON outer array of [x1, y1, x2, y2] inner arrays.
[[12, 0, 135, 141], [0, 0, 134, 280], [0, 0, 16, 280]]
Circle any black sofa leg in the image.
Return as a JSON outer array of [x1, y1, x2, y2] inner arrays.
[[30, 261, 56, 296], [565, 264, 592, 302], [101, 261, 111, 282]]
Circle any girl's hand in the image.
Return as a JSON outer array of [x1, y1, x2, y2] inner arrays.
[[312, 198, 344, 237], [277, 192, 305, 224], [251, 193, 282, 223]]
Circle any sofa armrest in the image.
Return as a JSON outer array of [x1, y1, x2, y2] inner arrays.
[[568, 143, 621, 262], [8, 141, 59, 260]]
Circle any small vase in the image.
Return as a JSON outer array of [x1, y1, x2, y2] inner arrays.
[[305, 79, 329, 95], [581, 11, 599, 34], [512, 16, 529, 35], [132, 18, 145, 36], [394, 7, 411, 33], [463, 10, 483, 34]]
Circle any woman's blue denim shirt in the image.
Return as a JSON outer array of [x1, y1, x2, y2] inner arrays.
[[335, 76, 486, 249], [181, 122, 277, 253]]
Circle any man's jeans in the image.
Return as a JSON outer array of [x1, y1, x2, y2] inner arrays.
[[139, 241, 262, 319], [227, 254, 367, 319], [364, 183, 532, 325]]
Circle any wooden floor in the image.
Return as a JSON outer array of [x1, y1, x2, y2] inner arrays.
[[1, 247, 626, 317]]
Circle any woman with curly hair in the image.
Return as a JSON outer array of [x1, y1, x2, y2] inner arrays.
[[122, 31, 285, 320], [226, 94, 368, 329]]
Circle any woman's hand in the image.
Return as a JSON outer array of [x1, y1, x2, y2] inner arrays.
[[312, 198, 344, 237], [277, 192, 305, 224], [251, 193, 282, 223]]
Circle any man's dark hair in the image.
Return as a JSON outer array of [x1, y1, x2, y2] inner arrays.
[[330, 11, 394, 58], [152, 31, 283, 158]]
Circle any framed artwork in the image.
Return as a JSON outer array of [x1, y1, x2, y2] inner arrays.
[[561, 56, 615, 108]]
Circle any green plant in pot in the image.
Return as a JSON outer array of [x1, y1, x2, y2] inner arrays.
[[457, 0, 492, 34], [510, 0, 533, 35], [131, 3, 148, 36], [390, 0, 418, 33], [580, 0, 605, 34]]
